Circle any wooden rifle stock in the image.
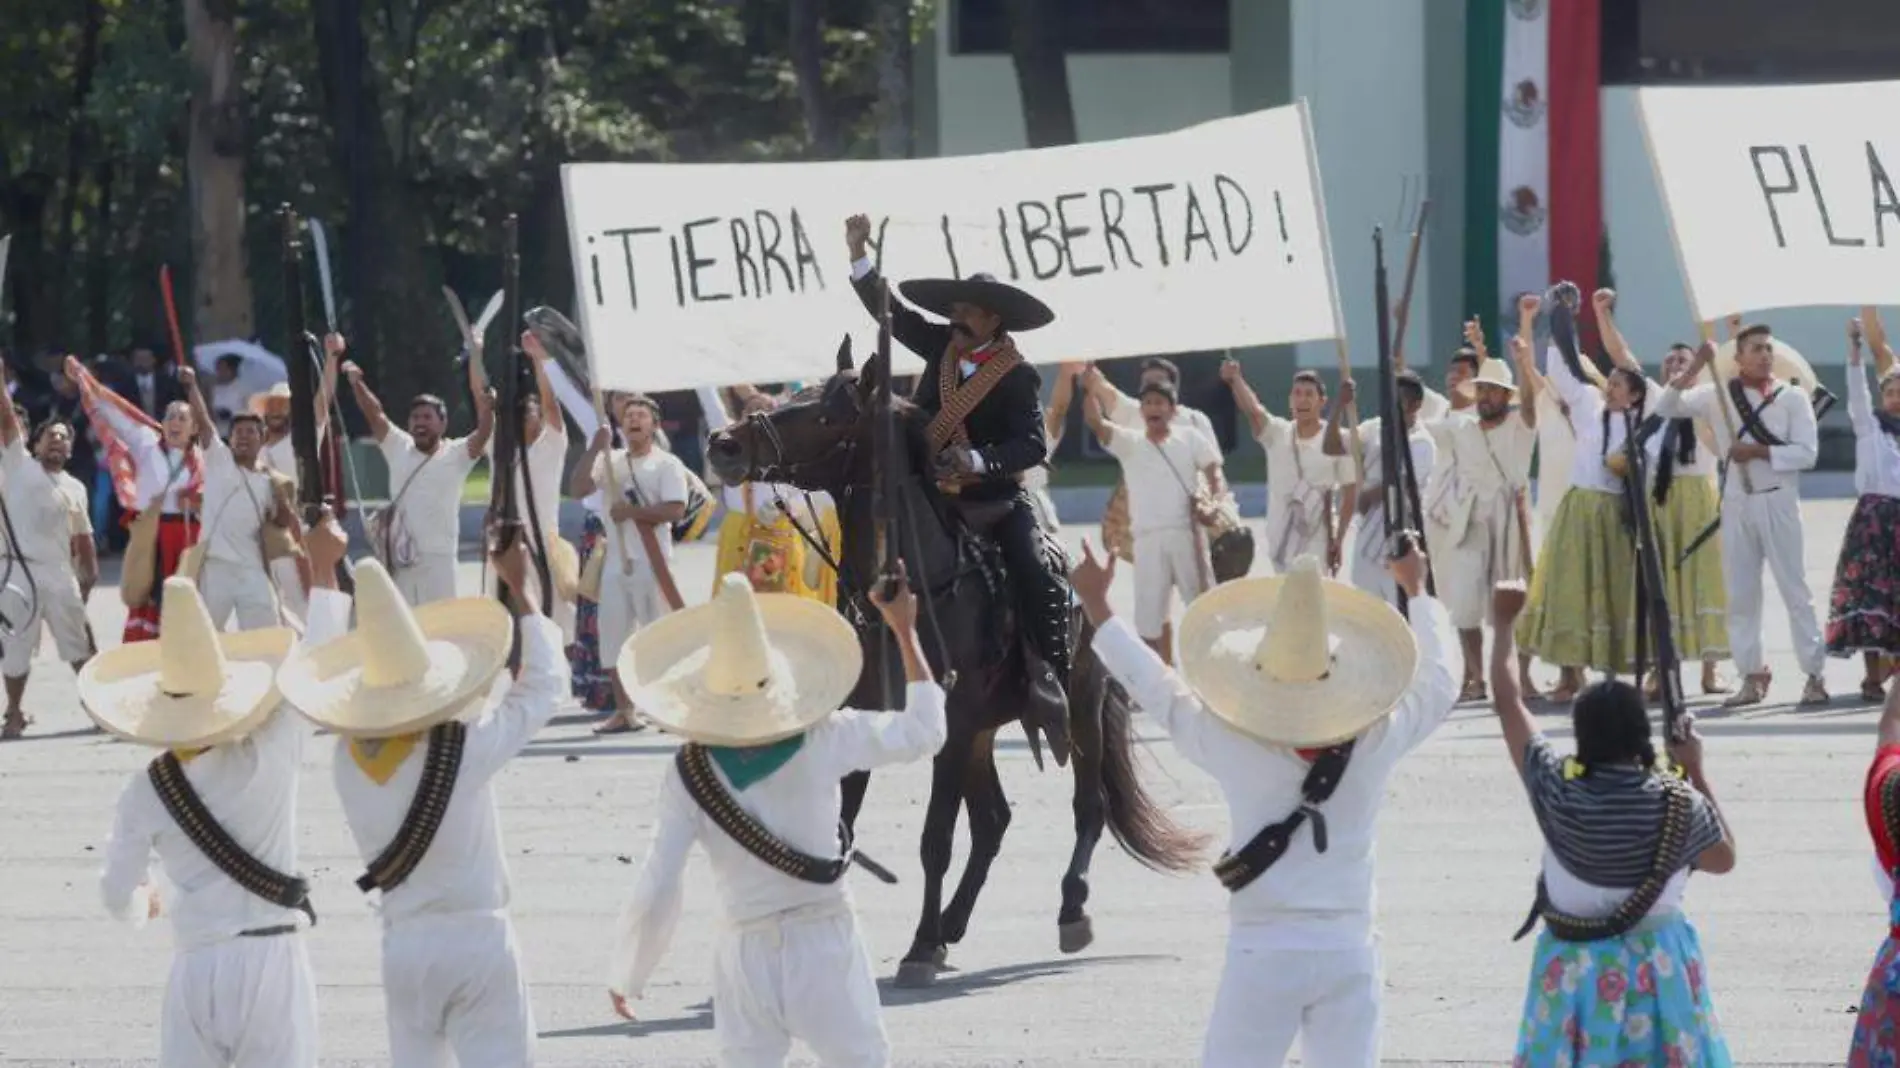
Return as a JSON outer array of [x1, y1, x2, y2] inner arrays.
[[1620, 411, 1687, 742]]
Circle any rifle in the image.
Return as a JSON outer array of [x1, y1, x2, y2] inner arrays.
[[488, 215, 553, 617], [1372, 227, 1432, 617], [281, 206, 352, 593], [1620, 408, 1687, 743]]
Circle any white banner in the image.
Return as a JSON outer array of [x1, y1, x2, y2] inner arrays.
[[1638, 80, 1900, 319], [562, 104, 1339, 393]]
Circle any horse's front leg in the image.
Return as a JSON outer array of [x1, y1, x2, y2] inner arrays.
[[938, 731, 1009, 947], [895, 733, 971, 988], [1059, 646, 1109, 953], [840, 769, 871, 834]]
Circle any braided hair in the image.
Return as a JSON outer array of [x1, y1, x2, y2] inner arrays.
[[1650, 344, 1699, 506]]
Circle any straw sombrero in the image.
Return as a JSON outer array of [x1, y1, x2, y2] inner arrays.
[[1177, 556, 1418, 748], [617, 573, 863, 747], [275, 558, 514, 739], [1710, 335, 1819, 393], [79, 578, 294, 748], [249, 382, 292, 416], [1473, 357, 1517, 392]]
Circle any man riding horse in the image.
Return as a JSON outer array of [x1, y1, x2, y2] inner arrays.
[[844, 213, 1072, 739]]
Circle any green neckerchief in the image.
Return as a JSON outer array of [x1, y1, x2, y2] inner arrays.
[[706, 734, 806, 791]]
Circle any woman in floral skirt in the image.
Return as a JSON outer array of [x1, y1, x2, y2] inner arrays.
[[1827, 317, 1900, 702], [1492, 584, 1737, 1066], [1850, 683, 1900, 1064]]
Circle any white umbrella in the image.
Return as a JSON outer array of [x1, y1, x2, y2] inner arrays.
[[194, 339, 289, 436]]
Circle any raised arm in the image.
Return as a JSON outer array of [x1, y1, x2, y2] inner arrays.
[[342, 361, 391, 441], [845, 214, 951, 363], [1320, 377, 1355, 458], [463, 386, 496, 460], [809, 573, 948, 775], [1072, 541, 1218, 763], [180, 367, 216, 448], [570, 428, 610, 498], [522, 332, 563, 444], [1046, 362, 1081, 441], [315, 334, 344, 437], [459, 543, 569, 782], [1509, 335, 1540, 430], [1850, 319, 1876, 438], [1486, 587, 1541, 774], [0, 393, 20, 448], [1219, 357, 1270, 438], [1866, 306, 1895, 378], [1591, 289, 1642, 374], [1083, 384, 1116, 449]]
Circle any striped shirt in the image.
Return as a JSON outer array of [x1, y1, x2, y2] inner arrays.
[[1521, 736, 1722, 888]]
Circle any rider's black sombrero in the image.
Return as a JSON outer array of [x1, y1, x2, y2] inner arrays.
[[898, 273, 1055, 333]]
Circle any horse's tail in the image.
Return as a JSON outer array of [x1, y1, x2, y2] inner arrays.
[[1094, 664, 1209, 874]]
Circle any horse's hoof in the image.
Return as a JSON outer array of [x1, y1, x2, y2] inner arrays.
[[1058, 917, 1094, 954], [932, 944, 949, 966], [894, 960, 939, 988]]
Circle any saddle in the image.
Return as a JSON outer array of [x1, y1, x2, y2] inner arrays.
[[946, 498, 1074, 769]]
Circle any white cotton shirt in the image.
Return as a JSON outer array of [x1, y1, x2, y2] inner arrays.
[[592, 447, 689, 568], [1350, 416, 1437, 505], [331, 607, 568, 925], [95, 401, 194, 514], [198, 438, 278, 568], [378, 428, 479, 558], [1546, 352, 1650, 495], [262, 436, 298, 489], [0, 439, 91, 563], [1848, 363, 1900, 499], [490, 425, 566, 532], [1103, 422, 1220, 534], [96, 593, 337, 951], [1427, 410, 1537, 501], [1259, 415, 1350, 500], [1091, 598, 1458, 948], [1655, 373, 1818, 496], [608, 682, 948, 999]]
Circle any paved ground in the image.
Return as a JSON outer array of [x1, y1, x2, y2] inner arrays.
[[0, 503, 1886, 1065]]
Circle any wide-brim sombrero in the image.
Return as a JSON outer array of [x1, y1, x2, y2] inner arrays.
[[1177, 556, 1418, 748], [276, 559, 514, 739], [899, 273, 1055, 333], [618, 574, 862, 747], [80, 579, 296, 749]]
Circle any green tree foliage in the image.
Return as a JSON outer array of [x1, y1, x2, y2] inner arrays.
[[0, 0, 926, 408]]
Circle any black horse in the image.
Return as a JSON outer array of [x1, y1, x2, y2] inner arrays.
[[706, 338, 1205, 986]]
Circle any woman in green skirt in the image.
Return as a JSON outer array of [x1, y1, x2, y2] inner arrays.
[[1595, 292, 1730, 696], [1517, 286, 1658, 688]]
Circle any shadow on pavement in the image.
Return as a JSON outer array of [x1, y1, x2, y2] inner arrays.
[[541, 1000, 714, 1039], [878, 953, 1173, 1008]]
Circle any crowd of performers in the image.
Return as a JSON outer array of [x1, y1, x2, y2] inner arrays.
[[18, 211, 1900, 1066]]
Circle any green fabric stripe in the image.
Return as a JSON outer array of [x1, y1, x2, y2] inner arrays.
[[707, 734, 806, 791], [1463, 0, 1506, 348]]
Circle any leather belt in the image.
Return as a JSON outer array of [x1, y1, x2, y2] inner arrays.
[[238, 923, 299, 938]]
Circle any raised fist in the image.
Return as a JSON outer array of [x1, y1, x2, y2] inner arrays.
[[845, 214, 872, 258], [1592, 288, 1616, 312]]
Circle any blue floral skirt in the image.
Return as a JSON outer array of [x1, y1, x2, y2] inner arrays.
[[1850, 935, 1900, 1066], [1515, 913, 1732, 1066], [566, 513, 615, 712]]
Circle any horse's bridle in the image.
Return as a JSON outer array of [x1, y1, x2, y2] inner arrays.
[[742, 407, 859, 488]]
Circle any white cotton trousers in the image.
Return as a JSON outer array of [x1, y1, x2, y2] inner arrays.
[[160, 934, 317, 1068], [596, 564, 667, 666], [394, 552, 460, 607], [1, 558, 91, 677], [1350, 509, 1392, 601], [713, 903, 888, 1068], [1266, 499, 1331, 574], [199, 558, 280, 631], [1437, 494, 1531, 631], [379, 911, 535, 1068], [1721, 488, 1826, 677], [1201, 928, 1381, 1068], [1132, 525, 1209, 640]]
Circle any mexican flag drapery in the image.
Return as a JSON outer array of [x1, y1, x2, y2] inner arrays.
[[1464, 0, 1602, 343]]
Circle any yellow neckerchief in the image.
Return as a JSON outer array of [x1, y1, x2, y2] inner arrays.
[[1562, 756, 1685, 781], [171, 747, 209, 763], [349, 733, 423, 784]]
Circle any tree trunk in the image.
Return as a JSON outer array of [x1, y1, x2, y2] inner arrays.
[[789, 0, 839, 156], [873, 0, 913, 159], [121, 158, 167, 349], [86, 157, 114, 354], [1, 172, 56, 356], [183, 0, 253, 343], [52, 0, 105, 337], [1006, 0, 1077, 148], [313, 0, 448, 417]]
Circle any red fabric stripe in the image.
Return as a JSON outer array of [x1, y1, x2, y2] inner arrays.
[[1547, 0, 1602, 349], [69, 360, 204, 511]]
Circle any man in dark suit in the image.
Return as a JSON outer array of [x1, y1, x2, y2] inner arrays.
[[117, 343, 188, 419], [844, 213, 1071, 743]]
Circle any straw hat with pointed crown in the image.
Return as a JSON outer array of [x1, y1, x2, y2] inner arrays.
[[618, 573, 864, 747], [1177, 555, 1419, 748], [80, 579, 294, 748], [275, 559, 515, 738]]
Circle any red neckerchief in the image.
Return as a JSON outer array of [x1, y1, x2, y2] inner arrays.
[[1296, 747, 1324, 762], [964, 341, 1000, 366]]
